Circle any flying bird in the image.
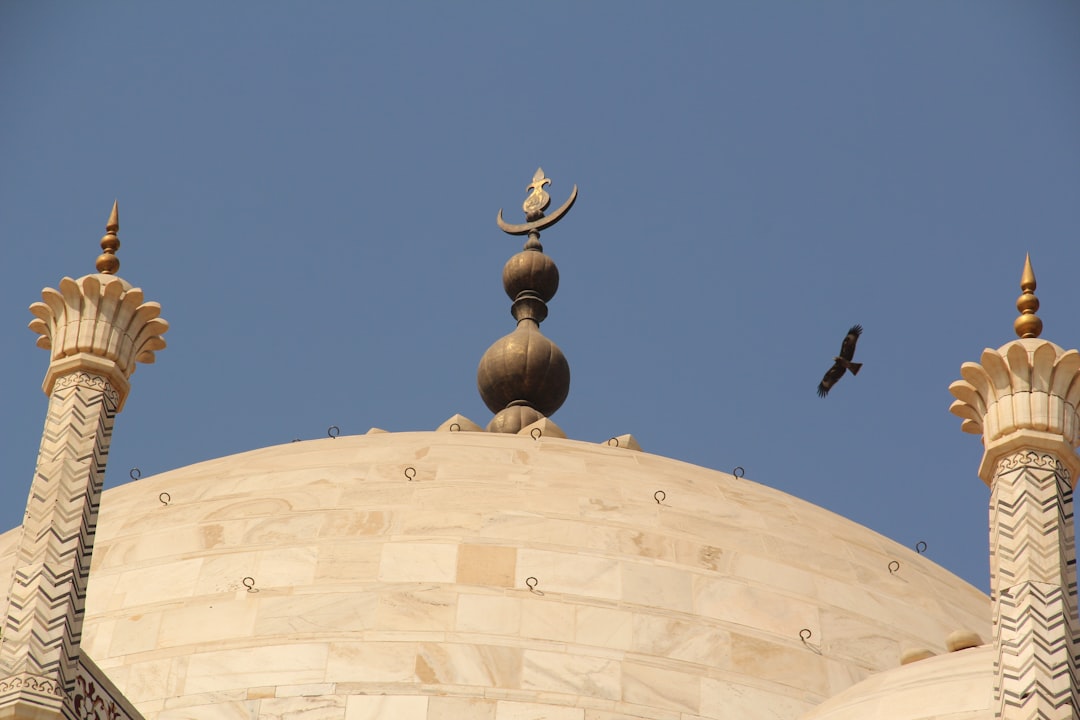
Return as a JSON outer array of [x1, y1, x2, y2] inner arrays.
[[817, 324, 863, 397]]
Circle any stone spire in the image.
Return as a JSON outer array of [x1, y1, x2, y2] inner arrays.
[[477, 169, 576, 434], [0, 203, 168, 720], [948, 256, 1080, 720]]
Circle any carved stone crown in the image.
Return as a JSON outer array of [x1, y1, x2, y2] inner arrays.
[[949, 338, 1080, 484], [28, 273, 168, 409]]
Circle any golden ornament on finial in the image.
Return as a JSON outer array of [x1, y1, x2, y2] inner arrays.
[[96, 200, 121, 275], [1013, 253, 1042, 339], [522, 168, 552, 222], [496, 169, 578, 237]]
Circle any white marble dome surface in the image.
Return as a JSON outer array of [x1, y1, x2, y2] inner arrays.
[[0, 431, 991, 720]]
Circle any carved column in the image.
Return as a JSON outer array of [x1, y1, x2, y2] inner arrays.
[[949, 258, 1080, 720], [0, 206, 167, 720]]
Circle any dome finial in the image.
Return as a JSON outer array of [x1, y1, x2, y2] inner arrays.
[[1013, 253, 1042, 339], [96, 199, 121, 274], [479, 170, 576, 433]]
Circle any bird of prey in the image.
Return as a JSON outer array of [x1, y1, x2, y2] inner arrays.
[[817, 324, 863, 397]]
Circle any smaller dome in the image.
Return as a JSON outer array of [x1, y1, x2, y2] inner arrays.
[[800, 645, 992, 720]]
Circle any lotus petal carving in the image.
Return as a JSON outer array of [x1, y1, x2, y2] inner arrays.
[[949, 340, 1080, 450], [28, 274, 168, 378]]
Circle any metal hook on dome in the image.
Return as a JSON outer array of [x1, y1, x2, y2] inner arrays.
[[654, 490, 666, 505], [525, 576, 544, 595], [888, 560, 900, 574], [158, 492, 171, 507], [915, 541, 927, 554], [130, 467, 141, 480], [449, 423, 461, 432], [531, 427, 542, 440], [327, 425, 340, 439], [404, 467, 417, 481], [733, 466, 745, 478], [607, 437, 619, 447], [799, 627, 822, 654], [242, 577, 258, 593]]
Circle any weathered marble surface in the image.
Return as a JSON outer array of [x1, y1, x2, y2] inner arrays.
[[0, 432, 991, 720]]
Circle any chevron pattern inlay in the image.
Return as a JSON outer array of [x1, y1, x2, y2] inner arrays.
[[0, 373, 117, 718], [991, 450, 1080, 720]]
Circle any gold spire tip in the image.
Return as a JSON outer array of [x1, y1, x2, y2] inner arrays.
[[1014, 253, 1042, 339], [96, 200, 121, 275], [1020, 253, 1036, 292], [106, 199, 119, 231]]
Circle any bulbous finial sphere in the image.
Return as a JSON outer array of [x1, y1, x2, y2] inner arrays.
[[477, 326, 570, 419], [1014, 310, 1043, 339], [503, 249, 559, 303]]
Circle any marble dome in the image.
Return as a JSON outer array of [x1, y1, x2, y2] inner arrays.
[[0, 429, 990, 720]]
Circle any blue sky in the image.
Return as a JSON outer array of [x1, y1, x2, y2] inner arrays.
[[2, 3, 1079, 593]]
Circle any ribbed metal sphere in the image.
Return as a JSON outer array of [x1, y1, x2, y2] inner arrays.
[[503, 250, 558, 302], [477, 325, 570, 418]]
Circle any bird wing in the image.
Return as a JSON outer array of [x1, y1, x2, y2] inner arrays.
[[817, 361, 846, 397], [839, 324, 863, 361]]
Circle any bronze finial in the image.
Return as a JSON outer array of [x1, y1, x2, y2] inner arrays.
[[479, 169, 575, 433], [96, 200, 120, 274], [1014, 253, 1042, 339], [497, 169, 577, 239]]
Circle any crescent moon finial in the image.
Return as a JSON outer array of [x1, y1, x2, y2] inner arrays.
[[497, 169, 578, 237]]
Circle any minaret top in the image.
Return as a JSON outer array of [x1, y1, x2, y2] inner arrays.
[[96, 200, 121, 275], [28, 200, 168, 410], [948, 255, 1080, 485], [1013, 253, 1042, 339]]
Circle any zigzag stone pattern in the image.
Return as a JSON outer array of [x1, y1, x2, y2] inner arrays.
[[0, 374, 118, 720], [990, 451, 1080, 719]]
